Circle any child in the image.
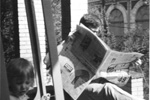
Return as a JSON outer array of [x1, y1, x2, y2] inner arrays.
[[6, 58, 35, 100]]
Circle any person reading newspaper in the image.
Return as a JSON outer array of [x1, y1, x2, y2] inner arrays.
[[43, 13, 144, 100]]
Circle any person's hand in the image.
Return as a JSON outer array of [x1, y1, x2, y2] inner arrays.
[[94, 71, 130, 87], [41, 93, 51, 100], [43, 53, 51, 69], [104, 71, 130, 87]]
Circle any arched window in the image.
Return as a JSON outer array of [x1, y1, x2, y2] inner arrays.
[[108, 8, 124, 37], [136, 5, 149, 30]]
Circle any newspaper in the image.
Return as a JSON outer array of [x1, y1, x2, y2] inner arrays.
[[58, 24, 143, 100]]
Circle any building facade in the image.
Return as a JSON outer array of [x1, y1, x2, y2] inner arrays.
[[88, 0, 149, 35]]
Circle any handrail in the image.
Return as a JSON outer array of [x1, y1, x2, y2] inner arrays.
[[24, 0, 46, 99], [25, 0, 65, 100], [41, 0, 65, 100]]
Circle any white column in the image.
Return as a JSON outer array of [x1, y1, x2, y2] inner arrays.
[[70, 0, 88, 31]]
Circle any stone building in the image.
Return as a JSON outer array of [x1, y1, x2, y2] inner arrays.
[[88, 0, 149, 39]]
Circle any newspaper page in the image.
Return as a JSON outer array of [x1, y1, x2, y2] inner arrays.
[[59, 24, 109, 99], [58, 24, 144, 100], [95, 50, 143, 86]]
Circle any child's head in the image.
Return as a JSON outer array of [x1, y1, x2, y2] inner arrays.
[[6, 58, 35, 97]]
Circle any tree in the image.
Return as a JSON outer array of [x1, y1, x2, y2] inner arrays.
[[102, 26, 149, 100], [1, 0, 19, 63], [51, 0, 62, 45], [88, 4, 149, 100], [122, 29, 149, 100]]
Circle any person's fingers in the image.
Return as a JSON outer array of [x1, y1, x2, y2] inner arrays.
[[43, 53, 51, 69]]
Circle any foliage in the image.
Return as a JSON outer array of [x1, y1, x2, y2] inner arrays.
[[51, 0, 62, 45], [1, 0, 17, 63], [102, 28, 149, 100], [88, 4, 149, 100], [44, 0, 62, 52]]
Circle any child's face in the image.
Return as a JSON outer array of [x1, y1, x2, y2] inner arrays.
[[10, 78, 33, 97]]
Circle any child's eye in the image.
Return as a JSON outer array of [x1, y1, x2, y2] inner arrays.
[[25, 81, 30, 85], [16, 81, 23, 85], [25, 79, 33, 85]]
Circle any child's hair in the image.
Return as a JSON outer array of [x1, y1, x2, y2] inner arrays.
[[6, 58, 35, 90], [79, 14, 101, 29]]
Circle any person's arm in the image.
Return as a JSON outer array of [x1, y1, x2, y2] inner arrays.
[[105, 71, 131, 87], [43, 28, 77, 70], [94, 71, 131, 87], [43, 40, 64, 70]]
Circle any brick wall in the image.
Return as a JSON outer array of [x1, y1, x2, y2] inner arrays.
[[18, 0, 32, 60], [132, 78, 144, 99]]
